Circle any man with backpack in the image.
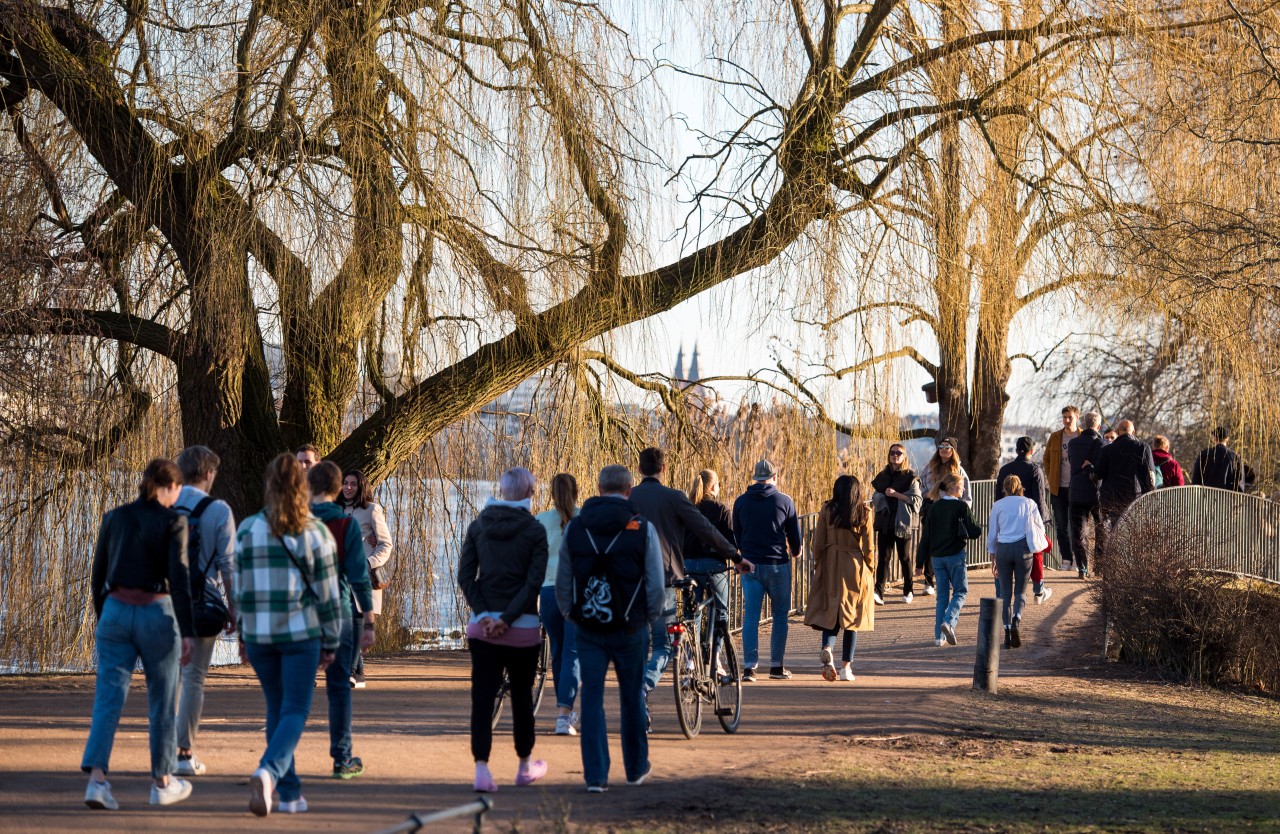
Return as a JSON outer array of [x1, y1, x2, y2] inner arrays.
[[173, 446, 238, 778], [307, 461, 376, 780], [556, 464, 665, 793]]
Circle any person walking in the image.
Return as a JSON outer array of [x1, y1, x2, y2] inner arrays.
[[458, 467, 549, 793], [870, 444, 923, 605], [995, 436, 1052, 603], [172, 445, 237, 778], [1151, 436, 1186, 487], [1192, 427, 1244, 491], [1043, 406, 1081, 570], [803, 475, 875, 682], [733, 459, 802, 681], [556, 464, 665, 793], [82, 458, 196, 811], [1093, 420, 1156, 524], [236, 453, 342, 817], [535, 473, 581, 737], [682, 469, 736, 644], [917, 436, 972, 594], [340, 469, 393, 688], [916, 474, 981, 647], [308, 462, 377, 780], [1067, 412, 1107, 579], [987, 475, 1049, 649], [629, 448, 739, 698]]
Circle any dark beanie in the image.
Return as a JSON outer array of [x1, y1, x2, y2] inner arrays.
[[1016, 436, 1035, 454]]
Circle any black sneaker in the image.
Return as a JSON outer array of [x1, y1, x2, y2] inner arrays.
[[741, 667, 757, 682], [768, 666, 793, 680], [1009, 622, 1022, 648], [333, 757, 364, 779]]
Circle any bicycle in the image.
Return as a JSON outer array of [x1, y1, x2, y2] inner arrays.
[[668, 570, 742, 738], [489, 626, 551, 729]]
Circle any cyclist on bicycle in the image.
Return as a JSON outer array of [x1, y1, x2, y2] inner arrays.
[[683, 470, 749, 663]]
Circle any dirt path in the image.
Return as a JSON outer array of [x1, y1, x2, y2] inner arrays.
[[2, 570, 1276, 833]]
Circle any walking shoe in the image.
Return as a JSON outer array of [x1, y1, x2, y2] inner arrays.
[[1035, 586, 1053, 604], [515, 759, 547, 787], [150, 777, 192, 806], [333, 757, 364, 779], [1004, 628, 1012, 650], [903, 592, 914, 604], [1078, 569, 1086, 579], [873, 592, 885, 605], [84, 779, 118, 811], [626, 764, 653, 786], [350, 673, 367, 689], [1009, 621, 1022, 648], [741, 667, 757, 682], [555, 714, 578, 736], [278, 797, 308, 814], [940, 622, 957, 646], [838, 666, 856, 682], [474, 765, 498, 793], [924, 583, 937, 596], [933, 638, 945, 647], [175, 753, 206, 776], [820, 647, 837, 681], [586, 784, 609, 794], [768, 666, 793, 680], [249, 768, 273, 817]]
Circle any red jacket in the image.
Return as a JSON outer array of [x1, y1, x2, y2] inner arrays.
[[1152, 449, 1186, 487]]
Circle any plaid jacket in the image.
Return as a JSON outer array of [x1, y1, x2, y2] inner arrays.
[[234, 513, 342, 649]]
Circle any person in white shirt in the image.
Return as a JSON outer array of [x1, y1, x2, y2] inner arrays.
[[987, 475, 1049, 649]]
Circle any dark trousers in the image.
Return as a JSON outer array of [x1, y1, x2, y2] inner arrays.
[[1050, 492, 1074, 565], [875, 531, 911, 596], [469, 639, 539, 762], [1068, 502, 1103, 573], [917, 498, 935, 586]]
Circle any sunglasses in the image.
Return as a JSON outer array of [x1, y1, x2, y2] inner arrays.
[[937, 445, 954, 451], [888, 451, 904, 457]]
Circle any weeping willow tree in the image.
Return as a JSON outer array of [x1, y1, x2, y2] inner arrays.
[[0, 0, 1245, 515]]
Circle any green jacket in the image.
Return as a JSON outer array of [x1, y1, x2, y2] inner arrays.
[[916, 497, 981, 564]]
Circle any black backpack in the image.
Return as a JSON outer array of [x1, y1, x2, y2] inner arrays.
[[569, 517, 647, 632], [176, 496, 230, 638]]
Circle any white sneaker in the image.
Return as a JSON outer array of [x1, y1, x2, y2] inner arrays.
[[555, 714, 578, 736], [249, 768, 273, 817], [1035, 586, 1053, 604], [941, 622, 957, 646], [278, 797, 308, 814], [819, 647, 836, 681], [175, 754, 206, 776], [903, 593, 914, 604], [934, 638, 945, 647], [924, 584, 937, 596], [84, 779, 118, 811], [838, 667, 856, 682], [873, 592, 885, 605], [150, 778, 192, 806]]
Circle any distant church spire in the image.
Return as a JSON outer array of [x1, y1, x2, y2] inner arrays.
[[688, 342, 701, 382], [674, 343, 685, 381]]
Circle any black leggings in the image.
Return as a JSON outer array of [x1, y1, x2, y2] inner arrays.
[[469, 639, 539, 762], [875, 531, 912, 596]]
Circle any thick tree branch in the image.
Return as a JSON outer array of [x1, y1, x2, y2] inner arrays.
[[831, 346, 938, 380], [0, 308, 179, 359]]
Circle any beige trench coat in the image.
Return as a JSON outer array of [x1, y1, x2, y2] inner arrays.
[[803, 513, 876, 633]]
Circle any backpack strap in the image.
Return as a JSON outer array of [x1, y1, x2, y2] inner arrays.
[[179, 495, 219, 584]]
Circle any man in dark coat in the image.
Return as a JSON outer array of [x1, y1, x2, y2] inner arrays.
[[996, 436, 1052, 601], [1092, 420, 1156, 521], [1066, 412, 1106, 579], [629, 448, 741, 696], [1192, 427, 1244, 491]]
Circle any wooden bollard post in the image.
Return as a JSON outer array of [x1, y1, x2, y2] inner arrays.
[[972, 597, 1001, 693]]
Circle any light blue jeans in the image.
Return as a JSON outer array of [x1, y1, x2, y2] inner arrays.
[[932, 553, 969, 641], [245, 638, 321, 802], [81, 596, 182, 778], [643, 588, 678, 692], [741, 561, 792, 669], [540, 585, 579, 709]]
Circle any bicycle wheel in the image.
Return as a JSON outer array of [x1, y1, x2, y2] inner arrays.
[[531, 630, 550, 717], [490, 672, 510, 729], [715, 626, 743, 734], [672, 630, 703, 739]]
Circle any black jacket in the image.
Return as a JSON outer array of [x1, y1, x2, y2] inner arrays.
[[1192, 444, 1243, 491], [683, 498, 736, 564], [732, 483, 803, 563], [630, 477, 737, 584], [458, 503, 549, 625], [995, 457, 1048, 520], [91, 498, 195, 637], [915, 498, 982, 563], [1093, 434, 1156, 513], [1067, 429, 1105, 505]]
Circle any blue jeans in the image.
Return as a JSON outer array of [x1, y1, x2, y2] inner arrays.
[[576, 627, 650, 787], [643, 588, 678, 692], [246, 638, 321, 802], [821, 628, 859, 663], [932, 553, 969, 640], [81, 597, 181, 778], [683, 558, 730, 628], [540, 586, 579, 709], [995, 542, 1033, 628], [741, 561, 792, 669], [325, 614, 359, 763]]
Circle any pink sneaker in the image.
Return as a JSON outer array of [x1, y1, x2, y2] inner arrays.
[[515, 760, 547, 787], [473, 768, 498, 793]]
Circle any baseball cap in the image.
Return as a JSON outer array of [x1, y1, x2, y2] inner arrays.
[[752, 459, 777, 481]]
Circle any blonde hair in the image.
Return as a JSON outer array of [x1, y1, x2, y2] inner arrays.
[[925, 440, 962, 500], [264, 453, 312, 536], [939, 472, 964, 497], [1152, 435, 1170, 451], [1002, 474, 1024, 497], [688, 469, 719, 504]]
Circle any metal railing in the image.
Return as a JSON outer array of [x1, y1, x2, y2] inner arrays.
[[1112, 486, 1280, 585]]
